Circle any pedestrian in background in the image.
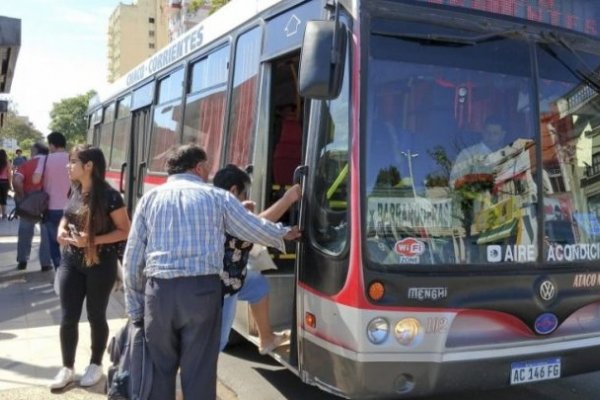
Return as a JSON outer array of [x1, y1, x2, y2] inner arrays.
[[123, 144, 300, 400], [0, 149, 12, 219], [33, 132, 70, 269], [49, 145, 130, 390], [13, 142, 52, 271], [12, 148, 27, 169]]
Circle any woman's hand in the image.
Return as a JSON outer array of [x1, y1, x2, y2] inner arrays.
[[57, 228, 70, 247], [283, 184, 302, 205], [65, 232, 90, 248]]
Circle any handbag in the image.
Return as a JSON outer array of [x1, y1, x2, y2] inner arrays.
[[15, 156, 49, 223]]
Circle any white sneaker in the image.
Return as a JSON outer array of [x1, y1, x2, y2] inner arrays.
[[80, 363, 103, 387], [49, 367, 74, 390]]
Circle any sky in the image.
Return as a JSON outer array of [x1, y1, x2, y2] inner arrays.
[[0, 0, 124, 133]]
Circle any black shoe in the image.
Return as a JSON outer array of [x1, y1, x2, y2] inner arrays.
[[41, 265, 53, 272], [17, 262, 27, 270]]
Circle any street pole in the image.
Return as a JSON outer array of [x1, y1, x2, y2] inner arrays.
[[401, 150, 419, 197]]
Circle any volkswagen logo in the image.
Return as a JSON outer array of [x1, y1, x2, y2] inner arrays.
[[539, 280, 556, 302]]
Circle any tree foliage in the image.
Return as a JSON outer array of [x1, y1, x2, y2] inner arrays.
[[0, 111, 44, 150], [374, 166, 402, 188], [427, 146, 452, 178], [49, 90, 96, 146], [209, 0, 229, 14], [188, 0, 204, 13]]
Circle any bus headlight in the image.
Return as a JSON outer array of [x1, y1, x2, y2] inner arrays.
[[394, 318, 422, 347], [366, 317, 389, 344]]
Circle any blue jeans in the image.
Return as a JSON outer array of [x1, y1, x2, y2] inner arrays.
[[44, 209, 64, 269], [220, 270, 269, 351], [17, 217, 52, 266]]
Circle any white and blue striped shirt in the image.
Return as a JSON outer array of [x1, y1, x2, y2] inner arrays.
[[123, 173, 290, 320]]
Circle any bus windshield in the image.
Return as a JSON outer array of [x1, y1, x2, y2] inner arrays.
[[364, 18, 600, 268]]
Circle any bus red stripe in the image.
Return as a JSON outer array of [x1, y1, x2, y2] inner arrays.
[[105, 171, 167, 185], [332, 23, 370, 309], [144, 174, 167, 185]]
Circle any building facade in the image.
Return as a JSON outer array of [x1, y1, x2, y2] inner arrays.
[[166, 0, 213, 42], [107, 0, 169, 83]]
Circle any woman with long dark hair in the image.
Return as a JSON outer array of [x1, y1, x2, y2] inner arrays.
[[0, 149, 12, 219], [49, 145, 130, 390]]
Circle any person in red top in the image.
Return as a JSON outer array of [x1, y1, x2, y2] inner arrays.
[[13, 143, 53, 271], [0, 149, 12, 219]]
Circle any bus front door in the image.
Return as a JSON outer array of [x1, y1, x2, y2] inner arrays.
[[126, 106, 151, 213]]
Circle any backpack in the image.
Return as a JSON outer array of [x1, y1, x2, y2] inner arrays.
[[106, 320, 153, 400]]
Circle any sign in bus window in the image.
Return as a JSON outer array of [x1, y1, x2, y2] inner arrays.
[[412, 0, 600, 38]]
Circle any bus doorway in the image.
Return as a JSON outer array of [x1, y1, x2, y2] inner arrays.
[[230, 52, 304, 367]]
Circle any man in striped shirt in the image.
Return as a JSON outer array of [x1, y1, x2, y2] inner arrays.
[[123, 145, 300, 400]]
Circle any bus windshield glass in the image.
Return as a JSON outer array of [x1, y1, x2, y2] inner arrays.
[[364, 18, 600, 268], [538, 42, 600, 264]]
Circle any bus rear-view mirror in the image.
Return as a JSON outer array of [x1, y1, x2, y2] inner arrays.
[[298, 20, 347, 100]]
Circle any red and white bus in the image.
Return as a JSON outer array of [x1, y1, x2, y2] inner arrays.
[[88, 0, 600, 397]]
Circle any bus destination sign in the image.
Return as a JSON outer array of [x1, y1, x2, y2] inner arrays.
[[415, 0, 599, 37]]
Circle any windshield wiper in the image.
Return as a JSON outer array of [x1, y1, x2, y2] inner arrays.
[[540, 31, 600, 93], [373, 27, 527, 47]]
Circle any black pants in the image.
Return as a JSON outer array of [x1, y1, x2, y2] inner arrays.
[[0, 179, 9, 206], [144, 275, 222, 400], [58, 251, 118, 367]]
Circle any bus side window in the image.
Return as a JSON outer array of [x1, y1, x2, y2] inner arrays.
[[226, 27, 261, 168], [182, 45, 229, 179], [110, 95, 132, 171], [148, 68, 185, 173], [98, 103, 116, 165], [310, 41, 350, 255], [313, 147, 348, 253]]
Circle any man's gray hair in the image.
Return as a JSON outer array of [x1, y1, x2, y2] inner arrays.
[[166, 144, 207, 175]]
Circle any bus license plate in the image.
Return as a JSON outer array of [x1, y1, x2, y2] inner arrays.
[[510, 357, 561, 385]]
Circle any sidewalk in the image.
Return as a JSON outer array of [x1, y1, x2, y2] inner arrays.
[[0, 198, 236, 400], [0, 197, 128, 399]]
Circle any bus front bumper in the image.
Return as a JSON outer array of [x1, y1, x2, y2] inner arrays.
[[302, 338, 600, 399]]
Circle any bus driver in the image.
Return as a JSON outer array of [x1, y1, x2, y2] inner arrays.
[[449, 116, 507, 188]]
